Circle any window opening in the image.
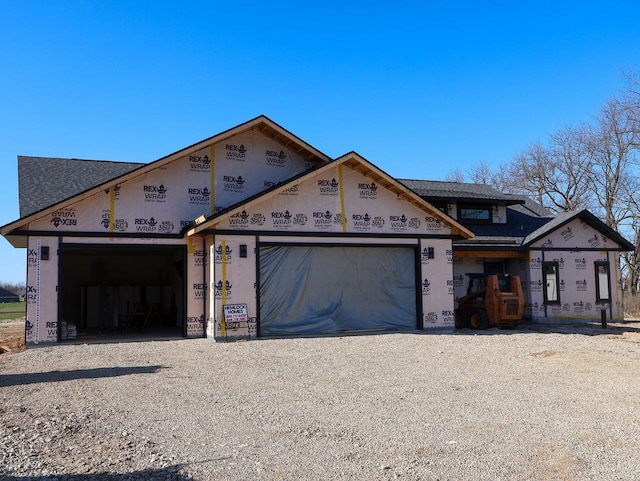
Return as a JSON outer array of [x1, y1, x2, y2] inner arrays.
[[543, 261, 560, 304], [458, 205, 491, 222], [594, 261, 610, 302]]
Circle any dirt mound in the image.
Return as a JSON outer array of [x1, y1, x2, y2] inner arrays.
[[0, 318, 25, 354]]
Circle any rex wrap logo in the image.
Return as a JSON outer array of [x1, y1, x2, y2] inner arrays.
[[186, 315, 205, 335], [389, 214, 408, 231], [225, 143, 247, 161], [442, 309, 455, 325], [318, 178, 339, 195], [214, 244, 233, 264], [352, 213, 371, 230], [266, 149, 287, 166], [27, 248, 37, 266], [422, 278, 431, 295], [272, 210, 292, 228], [540, 239, 553, 249], [561, 226, 574, 242], [587, 234, 601, 248], [425, 216, 443, 232], [188, 187, 210, 205], [189, 154, 211, 171], [313, 210, 333, 228], [143, 184, 167, 202], [229, 210, 249, 227], [26, 285, 37, 303], [101, 212, 111, 229], [575, 258, 587, 270], [530, 279, 543, 292], [103, 185, 121, 199], [99, 210, 128, 232], [576, 279, 588, 291], [50, 209, 77, 228], [358, 182, 377, 199], [135, 217, 158, 232], [214, 280, 233, 299], [193, 249, 206, 266], [529, 257, 542, 269], [223, 175, 245, 193], [279, 184, 299, 196], [192, 283, 206, 299]]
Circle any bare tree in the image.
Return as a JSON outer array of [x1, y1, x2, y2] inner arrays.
[[586, 96, 639, 229], [445, 168, 465, 183], [508, 127, 593, 213], [508, 140, 554, 209], [467, 159, 493, 185]]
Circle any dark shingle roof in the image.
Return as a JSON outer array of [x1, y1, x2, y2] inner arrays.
[[18, 156, 143, 218], [399, 178, 558, 248], [523, 209, 634, 250], [398, 179, 524, 205], [0, 286, 19, 301]]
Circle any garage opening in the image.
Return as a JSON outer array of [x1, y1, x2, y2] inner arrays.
[[259, 244, 419, 336], [59, 244, 186, 341]]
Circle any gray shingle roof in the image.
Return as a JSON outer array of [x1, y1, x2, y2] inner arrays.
[[18, 156, 143, 218], [398, 179, 524, 204], [523, 209, 634, 250]]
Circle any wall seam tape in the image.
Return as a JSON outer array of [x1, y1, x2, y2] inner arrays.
[[210, 144, 216, 215], [221, 239, 227, 337], [109, 186, 115, 241], [338, 164, 347, 233], [35, 238, 41, 344]]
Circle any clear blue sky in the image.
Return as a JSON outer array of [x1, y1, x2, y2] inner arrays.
[[1, 1, 640, 284]]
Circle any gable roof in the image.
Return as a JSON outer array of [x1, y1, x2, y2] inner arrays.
[[18, 156, 143, 218], [187, 152, 474, 239], [2, 115, 333, 244], [523, 209, 634, 250]]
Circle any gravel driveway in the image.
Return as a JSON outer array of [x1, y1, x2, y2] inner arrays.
[[2, 323, 640, 480]]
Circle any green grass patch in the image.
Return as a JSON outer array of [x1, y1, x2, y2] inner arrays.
[[0, 302, 26, 321]]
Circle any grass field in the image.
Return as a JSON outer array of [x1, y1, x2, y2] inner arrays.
[[0, 302, 25, 321]]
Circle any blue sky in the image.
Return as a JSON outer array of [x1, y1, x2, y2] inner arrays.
[[1, 1, 640, 284]]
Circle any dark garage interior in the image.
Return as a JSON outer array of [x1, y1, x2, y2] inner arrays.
[[58, 244, 186, 340]]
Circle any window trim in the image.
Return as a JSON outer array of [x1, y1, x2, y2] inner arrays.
[[542, 261, 561, 305], [594, 261, 611, 303]]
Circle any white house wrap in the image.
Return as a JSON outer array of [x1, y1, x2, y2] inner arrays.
[[2, 116, 633, 344]]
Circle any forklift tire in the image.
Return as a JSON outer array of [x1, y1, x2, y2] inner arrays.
[[469, 310, 489, 330]]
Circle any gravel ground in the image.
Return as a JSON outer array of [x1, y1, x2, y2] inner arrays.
[[2, 323, 640, 480]]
